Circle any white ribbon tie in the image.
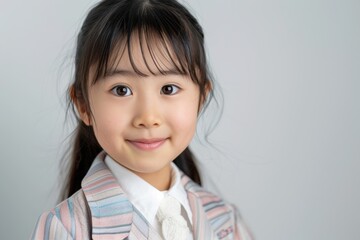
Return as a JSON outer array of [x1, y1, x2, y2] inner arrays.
[[156, 195, 190, 240]]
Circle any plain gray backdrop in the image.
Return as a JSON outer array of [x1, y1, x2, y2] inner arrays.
[[1, 0, 359, 239]]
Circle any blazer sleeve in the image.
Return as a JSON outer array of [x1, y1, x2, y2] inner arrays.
[[31, 211, 73, 240], [230, 204, 254, 240]]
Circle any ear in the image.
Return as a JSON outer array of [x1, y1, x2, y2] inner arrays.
[[201, 80, 212, 106], [198, 80, 212, 114], [205, 80, 212, 100], [69, 85, 91, 126]]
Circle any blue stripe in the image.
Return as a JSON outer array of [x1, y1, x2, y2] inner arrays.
[[93, 223, 132, 234], [44, 213, 54, 240], [184, 180, 199, 190], [67, 198, 76, 238], [132, 208, 149, 237], [55, 207, 61, 222], [89, 197, 133, 218], [210, 211, 231, 229], [203, 199, 225, 212]]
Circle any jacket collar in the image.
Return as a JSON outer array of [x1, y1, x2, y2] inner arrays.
[[181, 173, 221, 239], [81, 152, 134, 239], [81, 152, 224, 239]]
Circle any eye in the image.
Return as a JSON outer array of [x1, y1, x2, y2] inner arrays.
[[161, 84, 180, 95], [111, 85, 132, 97]]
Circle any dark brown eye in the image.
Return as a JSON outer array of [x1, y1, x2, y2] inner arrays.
[[161, 85, 180, 95], [111, 85, 132, 96]]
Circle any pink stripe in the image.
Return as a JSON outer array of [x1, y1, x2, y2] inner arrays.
[[83, 176, 115, 190], [84, 182, 120, 196], [84, 169, 111, 181], [34, 213, 47, 239], [92, 233, 128, 240], [207, 206, 228, 219], [74, 211, 83, 240], [200, 196, 222, 205], [195, 191, 213, 198], [59, 203, 71, 233]]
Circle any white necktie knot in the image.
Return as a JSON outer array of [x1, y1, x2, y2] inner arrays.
[[156, 196, 189, 240]]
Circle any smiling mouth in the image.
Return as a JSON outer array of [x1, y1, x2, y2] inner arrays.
[[127, 138, 167, 151]]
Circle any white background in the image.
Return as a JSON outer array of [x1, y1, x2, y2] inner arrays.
[[1, 0, 359, 239]]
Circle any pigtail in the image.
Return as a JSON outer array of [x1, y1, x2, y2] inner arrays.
[[61, 121, 102, 200], [174, 147, 202, 186]]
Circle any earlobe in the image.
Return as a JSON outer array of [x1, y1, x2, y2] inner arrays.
[[78, 106, 92, 126], [69, 85, 91, 126]]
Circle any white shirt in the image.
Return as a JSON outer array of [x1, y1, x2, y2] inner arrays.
[[104, 155, 193, 239]]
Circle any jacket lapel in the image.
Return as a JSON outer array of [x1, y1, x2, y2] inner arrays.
[[182, 174, 233, 240], [181, 174, 214, 239], [82, 152, 150, 240]]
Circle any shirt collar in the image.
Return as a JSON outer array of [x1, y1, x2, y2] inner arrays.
[[104, 155, 193, 225]]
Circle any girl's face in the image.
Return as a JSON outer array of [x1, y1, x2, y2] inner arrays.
[[79, 37, 200, 189]]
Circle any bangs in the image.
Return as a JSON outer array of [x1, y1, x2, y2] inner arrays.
[[107, 28, 190, 78], [81, 0, 205, 85]]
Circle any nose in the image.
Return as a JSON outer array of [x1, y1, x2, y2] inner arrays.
[[132, 97, 162, 129]]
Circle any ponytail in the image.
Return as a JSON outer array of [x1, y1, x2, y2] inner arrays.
[[60, 121, 102, 200], [174, 147, 202, 186]]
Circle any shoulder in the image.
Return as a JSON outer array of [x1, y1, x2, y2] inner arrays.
[[31, 190, 91, 240], [31, 210, 72, 240], [226, 203, 254, 240]]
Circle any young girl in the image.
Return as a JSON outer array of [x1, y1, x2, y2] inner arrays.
[[32, 0, 252, 239]]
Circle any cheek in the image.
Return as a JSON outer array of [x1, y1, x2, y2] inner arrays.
[[169, 101, 198, 138], [90, 99, 128, 139]]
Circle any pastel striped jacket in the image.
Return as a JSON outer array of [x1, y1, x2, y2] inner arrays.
[[32, 153, 253, 239]]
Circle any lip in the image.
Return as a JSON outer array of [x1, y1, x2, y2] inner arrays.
[[127, 138, 167, 151]]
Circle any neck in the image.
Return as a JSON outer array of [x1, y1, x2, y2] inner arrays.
[[135, 165, 172, 191]]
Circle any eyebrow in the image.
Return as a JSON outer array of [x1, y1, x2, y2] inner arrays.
[[104, 68, 185, 78]]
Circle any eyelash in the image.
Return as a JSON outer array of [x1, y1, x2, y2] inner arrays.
[[110, 84, 181, 96]]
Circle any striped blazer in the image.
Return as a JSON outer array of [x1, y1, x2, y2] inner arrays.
[[32, 152, 252, 240]]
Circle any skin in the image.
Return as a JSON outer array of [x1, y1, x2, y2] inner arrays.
[[76, 37, 202, 190]]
